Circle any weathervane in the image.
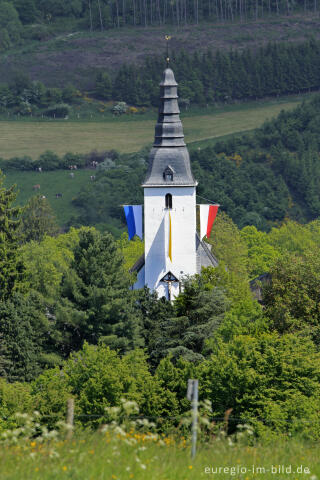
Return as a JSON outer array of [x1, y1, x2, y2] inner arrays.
[[165, 35, 171, 67]]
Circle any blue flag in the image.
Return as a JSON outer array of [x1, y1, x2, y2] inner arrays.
[[123, 205, 143, 240]]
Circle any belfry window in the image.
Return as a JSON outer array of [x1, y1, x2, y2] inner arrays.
[[165, 193, 172, 209], [163, 165, 174, 182]]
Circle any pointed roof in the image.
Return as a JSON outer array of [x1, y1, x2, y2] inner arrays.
[[142, 68, 197, 187]]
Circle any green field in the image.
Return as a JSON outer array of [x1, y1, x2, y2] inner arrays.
[[0, 98, 304, 159], [4, 170, 91, 226], [0, 432, 319, 480], [1, 96, 308, 227]]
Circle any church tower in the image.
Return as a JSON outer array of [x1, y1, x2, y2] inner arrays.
[[132, 66, 217, 300]]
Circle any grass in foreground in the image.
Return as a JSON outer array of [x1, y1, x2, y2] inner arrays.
[[0, 431, 319, 480], [0, 98, 304, 159]]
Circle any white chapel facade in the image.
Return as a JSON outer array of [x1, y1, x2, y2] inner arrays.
[[132, 66, 218, 300]]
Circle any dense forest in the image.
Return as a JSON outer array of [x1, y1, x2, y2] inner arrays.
[[1, 38, 320, 116], [109, 39, 320, 105], [1, 0, 320, 36]]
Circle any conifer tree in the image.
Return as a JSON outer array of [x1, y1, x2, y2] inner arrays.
[[55, 228, 143, 355], [0, 172, 24, 301], [19, 194, 59, 244]]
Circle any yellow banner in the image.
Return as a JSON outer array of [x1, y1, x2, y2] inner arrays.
[[169, 211, 172, 262]]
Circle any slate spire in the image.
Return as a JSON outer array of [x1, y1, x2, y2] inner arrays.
[[142, 67, 197, 187], [154, 68, 186, 148]]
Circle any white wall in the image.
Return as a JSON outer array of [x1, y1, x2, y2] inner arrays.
[[144, 186, 196, 300]]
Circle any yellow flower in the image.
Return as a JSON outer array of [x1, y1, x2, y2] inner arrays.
[[62, 466, 68, 471], [34, 467, 39, 472], [111, 475, 117, 479], [30, 441, 36, 448], [89, 449, 95, 455], [188, 465, 193, 469]]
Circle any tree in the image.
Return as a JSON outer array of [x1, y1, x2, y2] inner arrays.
[[54, 228, 143, 355], [263, 251, 320, 343], [20, 228, 80, 301], [19, 195, 59, 244], [206, 211, 248, 279], [0, 2, 21, 45], [13, 0, 39, 23], [95, 72, 112, 100], [0, 172, 24, 301], [200, 333, 320, 439], [60, 344, 178, 426], [138, 275, 228, 366], [0, 292, 52, 382]]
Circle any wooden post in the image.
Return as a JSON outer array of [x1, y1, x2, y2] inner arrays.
[[187, 379, 199, 459], [66, 398, 74, 440]]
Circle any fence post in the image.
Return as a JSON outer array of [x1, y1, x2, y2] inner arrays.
[[187, 379, 199, 459], [66, 398, 74, 440]]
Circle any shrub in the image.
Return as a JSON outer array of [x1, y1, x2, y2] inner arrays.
[[112, 102, 127, 115], [37, 151, 61, 170], [44, 103, 70, 118]]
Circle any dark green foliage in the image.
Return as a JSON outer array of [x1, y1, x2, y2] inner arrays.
[[0, 2, 21, 48], [95, 72, 112, 100], [0, 75, 77, 116], [138, 278, 228, 366], [0, 293, 50, 382], [0, 172, 24, 301], [19, 194, 59, 243], [44, 103, 70, 118], [73, 152, 144, 234], [54, 228, 143, 355], [13, 0, 39, 24], [107, 40, 320, 107]]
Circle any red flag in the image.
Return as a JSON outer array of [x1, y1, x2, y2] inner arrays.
[[206, 205, 219, 238]]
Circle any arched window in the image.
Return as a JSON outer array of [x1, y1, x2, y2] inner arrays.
[[165, 193, 172, 209]]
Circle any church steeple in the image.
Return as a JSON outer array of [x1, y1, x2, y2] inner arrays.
[[142, 67, 197, 187], [131, 60, 218, 300], [154, 68, 185, 148]]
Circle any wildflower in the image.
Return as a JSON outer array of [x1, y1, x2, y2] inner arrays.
[[62, 466, 68, 471], [188, 465, 193, 470], [89, 449, 95, 455], [30, 441, 36, 448], [140, 464, 147, 470], [34, 467, 39, 472], [111, 475, 117, 479]]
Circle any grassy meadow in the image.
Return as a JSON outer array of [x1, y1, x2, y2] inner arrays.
[[0, 98, 304, 159], [0, 432, 319, 480], [4, 170, 92, 226]]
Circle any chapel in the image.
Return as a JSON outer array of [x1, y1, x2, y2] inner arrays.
[[131, 65, 218, 301]]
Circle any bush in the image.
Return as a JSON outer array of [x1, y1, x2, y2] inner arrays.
[[112, 102, 127, 115], [0, 155, 34, 171], [22, 24, 53, 41], [37, 151, 61, 170], [44, 103, 69, 118]]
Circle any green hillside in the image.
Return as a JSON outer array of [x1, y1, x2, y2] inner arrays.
[[1, 14, 320, 89], [4, 169, 91, 225], [0, 97, 304, 158]]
